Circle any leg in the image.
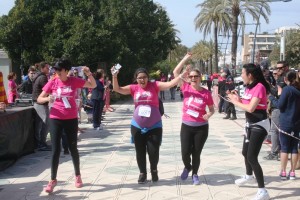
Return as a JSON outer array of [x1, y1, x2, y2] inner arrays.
[[131, 126, 147, 174], [247, 128, 267, 188], [270, 109, 280, 154], [191, 125, 208, 175], [64, 118, 80, 176], [49, 119, 63, 180], [146, 128, 162, 172], [92, 99, 100, 128], [180, 123, 193, 170]]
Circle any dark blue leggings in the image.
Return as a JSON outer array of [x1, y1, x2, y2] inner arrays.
[[180, 123, 208, 175], [49, 118, 80, 180]]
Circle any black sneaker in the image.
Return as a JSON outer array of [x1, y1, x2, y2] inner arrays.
[[151, 170, 159, 182], [138, 173, 147, 184], [264, 153, 278, 160]]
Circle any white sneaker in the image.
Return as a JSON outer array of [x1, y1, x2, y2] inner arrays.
[[235, 175, 256, 186], [97, 124, 103, 130], [252, 190, 270, 200]]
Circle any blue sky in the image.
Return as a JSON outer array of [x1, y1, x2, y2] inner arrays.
[[1, 0, 300, 50]]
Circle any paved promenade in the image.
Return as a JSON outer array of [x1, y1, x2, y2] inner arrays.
[[0, 91, 299, 200]]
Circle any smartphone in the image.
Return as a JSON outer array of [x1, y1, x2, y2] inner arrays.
[[112, 63, 122, 75]]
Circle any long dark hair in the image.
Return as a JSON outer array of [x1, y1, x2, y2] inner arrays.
[[243, 63, 270, 93], [134, 68, 149, 79], [286, 70, 300, 90]]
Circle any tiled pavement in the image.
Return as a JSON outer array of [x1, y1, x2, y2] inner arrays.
[[0, 91, 299, 200]]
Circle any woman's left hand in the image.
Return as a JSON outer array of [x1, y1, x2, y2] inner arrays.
[[202, 113, 210, 121]]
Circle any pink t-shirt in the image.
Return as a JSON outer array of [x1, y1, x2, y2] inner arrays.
[[43, 77, 85, 119], [241, 82, 267, 110], [181, 82, 214, 123], [130, 81, 159, 108]]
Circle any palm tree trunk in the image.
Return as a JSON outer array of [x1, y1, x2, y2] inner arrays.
[[214, 24, 218, 73], [209, 56, 213, 74], [231, 11, 238, 69]]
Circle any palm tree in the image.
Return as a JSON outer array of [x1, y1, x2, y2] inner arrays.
[[194, 0, 231, 73], [192, 40, 214, 74], [226, 0, 270, 67]]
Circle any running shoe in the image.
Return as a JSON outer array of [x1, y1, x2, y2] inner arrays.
[[252, 189, 270, 200], [235, 175, 255, 186], [289, 171, 296, 180], [280, 171, 287, 180], [192, 174, 200, 185], [138, 173, 147, 184], [44, 179, 57, 193], [180, 168, 191, 180], [75, 175, 83, 188]]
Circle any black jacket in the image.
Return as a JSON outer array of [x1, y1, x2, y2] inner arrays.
[[32, 72, 48, 103], [18, 78, 33, 94]]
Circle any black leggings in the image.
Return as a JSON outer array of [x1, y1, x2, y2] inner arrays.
[[131, 126, 162, 174], [180, 123, 208, 175], [242, 127, 267, 188], [49, 118, 80, 180]]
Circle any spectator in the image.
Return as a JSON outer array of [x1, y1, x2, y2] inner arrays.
[[38, 58, 96, 193], [264, 61, 289, 160], [18, 66, 36, 94], [32, 62, 51, 151], [217, 72, 227, 113], [7, 72, 17, 105], [112, 67, 187, 184], [223, 68, 237, 120], [173, 53, 215, 185], [91, 69, 105, 130], [159, 72, 167, 100], [228, 63, 271, 200], [168, 73, 176, 100], [269, 70, 300, 180]]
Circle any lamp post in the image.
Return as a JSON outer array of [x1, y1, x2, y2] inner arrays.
[[251, 0, 292, 63]]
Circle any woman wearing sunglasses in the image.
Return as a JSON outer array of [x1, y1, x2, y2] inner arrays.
[[112, 66, 188, 184], [37, 58, 96, 193], [173, 53, 215, 185]]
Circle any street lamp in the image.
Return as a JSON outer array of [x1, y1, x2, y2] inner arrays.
[[251, 0, 292, 63]]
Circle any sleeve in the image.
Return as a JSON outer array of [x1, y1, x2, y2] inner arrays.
[[129, 84, 135, 97], [42, 80, 53, 94], [276, 87, 289, 111], [251, 84, 265, 99], [154, 81, 160, 93], [74, 77, 85, 88]]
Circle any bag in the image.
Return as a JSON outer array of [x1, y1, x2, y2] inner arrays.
[[159, 98, 164, 116]]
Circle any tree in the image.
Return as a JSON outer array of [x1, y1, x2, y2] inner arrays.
[[285, 29, 300, 68], [0, 0, 177, 85], [194, 0, 231, 73], [225, 0, 270, 67], [192, 40, 214, 73]]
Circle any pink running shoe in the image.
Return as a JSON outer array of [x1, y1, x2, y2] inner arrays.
[[44, 180, 57, 193], [75, 175, 83, 188], [280, 171, 287, 180], [289, 171, 296, 180]]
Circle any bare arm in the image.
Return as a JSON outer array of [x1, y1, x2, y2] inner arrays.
[[111, 70, 131, 95], [37, 91, 50, 104], [173, 53, 192, 87], [203, 105, 215, 121], [228, 93, 260, 113], [82, 67, 96, 88], [157, 70, 188, 91]]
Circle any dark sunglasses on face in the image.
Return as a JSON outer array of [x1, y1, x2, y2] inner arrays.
[[188, 75, 200, 79]]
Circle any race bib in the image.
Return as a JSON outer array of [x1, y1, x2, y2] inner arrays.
[[138, 105, 151, 117], [186, 109, 199, 118]]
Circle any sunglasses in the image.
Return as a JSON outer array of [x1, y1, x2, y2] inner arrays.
[[188, 75, 200, 79]]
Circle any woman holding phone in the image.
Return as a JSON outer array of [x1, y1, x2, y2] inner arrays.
[[228, 63, 270, 200], [112, 65, 187, 184]]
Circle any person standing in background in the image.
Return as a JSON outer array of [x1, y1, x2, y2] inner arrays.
[[168, 73, 176, 100], [32, 62, 51, 151], [223, 68, 237, 120], [18, 66, 36, 94], [7, 72, 17, 105], [159, 72, 167, 100]]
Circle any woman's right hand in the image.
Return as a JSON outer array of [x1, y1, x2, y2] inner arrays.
[[111, 66, 119, 76]]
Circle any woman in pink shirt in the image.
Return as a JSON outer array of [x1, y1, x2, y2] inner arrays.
[[112, 67, 187, 184], [7, 72, 17, 104], [173, 53, 215, 185], [37, 58, 96, 193], [228, 63, 271, 200]]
